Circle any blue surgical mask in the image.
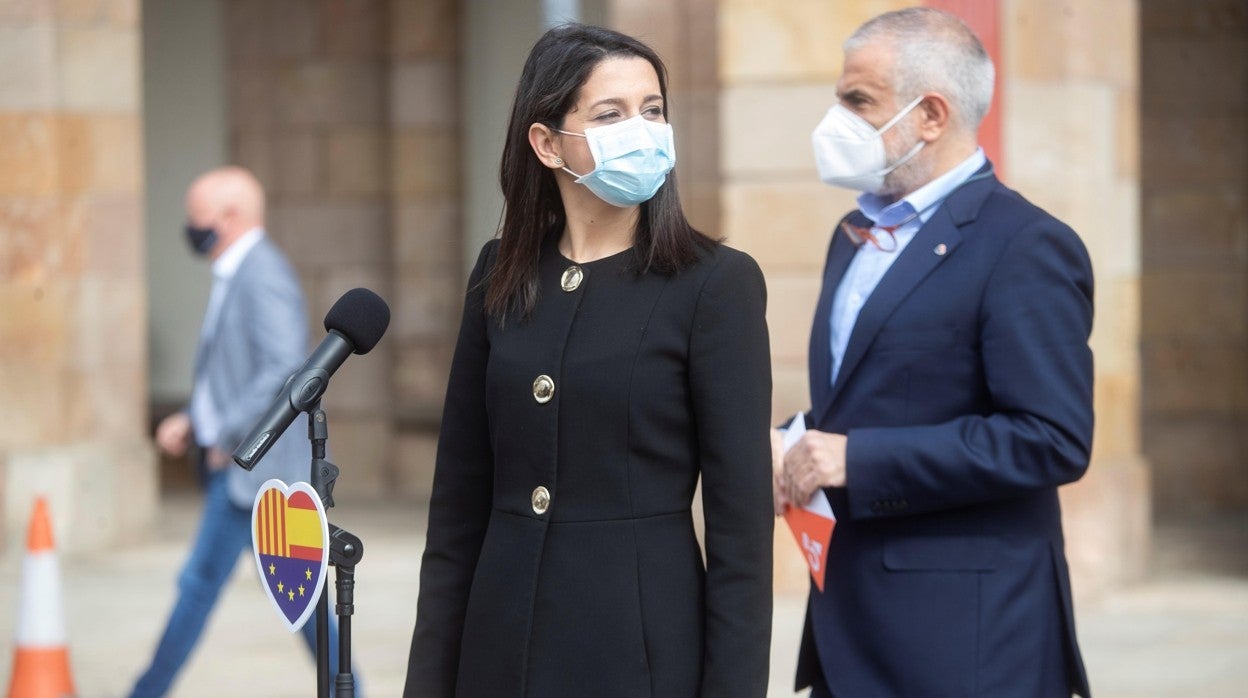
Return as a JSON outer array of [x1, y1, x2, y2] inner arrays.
[[557, 115, 676, 207]]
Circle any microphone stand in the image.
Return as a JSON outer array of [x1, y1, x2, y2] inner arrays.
[[307, 402, 363, 698]]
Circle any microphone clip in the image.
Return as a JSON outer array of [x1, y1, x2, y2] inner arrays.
[[311, 456, 340, 510], [308, 404, 339, 509]]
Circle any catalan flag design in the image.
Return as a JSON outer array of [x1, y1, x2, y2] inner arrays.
[[252, 481, 328, 631]]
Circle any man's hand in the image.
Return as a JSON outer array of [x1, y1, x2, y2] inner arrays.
[[155, 412, 192, 458], [205, 447, 231, 471], [770, 428, 789, 516], [783, 429, 848, 506]]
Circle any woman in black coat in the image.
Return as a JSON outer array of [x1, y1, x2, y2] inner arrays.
[[404, 23, 774, 698]]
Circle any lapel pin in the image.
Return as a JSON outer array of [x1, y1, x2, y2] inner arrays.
[[934, 243, 948, 256]]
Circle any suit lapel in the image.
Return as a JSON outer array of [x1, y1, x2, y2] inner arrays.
[[821, 168, 999, 418], [809, 218, 861, 413], [830, 213, 963, 396]]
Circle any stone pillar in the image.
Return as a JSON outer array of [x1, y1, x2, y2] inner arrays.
[[224, 0, 395, 498], [388, 0, 463, 499], [1139, 0, 1248, 516], [1004, 0, 1150, 598], [0, 0, 156, 553], [221, 0, 464, 499]]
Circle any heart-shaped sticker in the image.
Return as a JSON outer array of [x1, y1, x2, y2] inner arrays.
[[251, 479, 329, 632]]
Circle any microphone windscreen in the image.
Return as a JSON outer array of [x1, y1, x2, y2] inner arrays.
[[324, 288, 390, 354]]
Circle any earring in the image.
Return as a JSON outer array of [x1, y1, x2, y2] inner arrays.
[[553, 157, 564, 166]]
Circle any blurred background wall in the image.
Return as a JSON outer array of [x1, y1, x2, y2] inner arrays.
[[1, 0, 1244, 603]]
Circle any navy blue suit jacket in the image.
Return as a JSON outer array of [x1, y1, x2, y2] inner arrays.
[[797, 166, 1094, 697]]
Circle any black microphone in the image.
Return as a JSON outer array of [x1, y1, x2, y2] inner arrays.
[[232, 287, 390, 471]]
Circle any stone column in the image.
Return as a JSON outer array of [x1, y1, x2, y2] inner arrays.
[[1004, 0, 1150, 597], [388, 0, 464, 499], [0, 0, 156, 553], [221, 0, 465, 498], [1139, 0, 1248, 515], [224, 0, 395, 498]]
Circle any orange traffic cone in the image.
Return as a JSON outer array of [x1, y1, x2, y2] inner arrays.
[[6, 497, 76, 698]]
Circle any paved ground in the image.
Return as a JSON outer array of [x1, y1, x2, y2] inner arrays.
[[1, 495, 1245, 697]]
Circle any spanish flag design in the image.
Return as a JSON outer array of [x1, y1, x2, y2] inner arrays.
[[251, 480, 329, 632]]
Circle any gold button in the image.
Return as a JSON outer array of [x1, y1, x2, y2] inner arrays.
[[532, 374, 555, 404], [560, 265, 583, 292], [531, 486, 551, 515]]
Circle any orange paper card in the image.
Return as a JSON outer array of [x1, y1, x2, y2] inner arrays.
[[783, 503, 835, 592], [780, 412, 837, 591]]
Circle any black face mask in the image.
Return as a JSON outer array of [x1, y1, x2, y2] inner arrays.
[[185, 222, 218, 256]]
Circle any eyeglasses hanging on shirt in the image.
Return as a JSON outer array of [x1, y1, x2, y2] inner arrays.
[[840, 217, 905, 252], [839, 169, 996, 253]]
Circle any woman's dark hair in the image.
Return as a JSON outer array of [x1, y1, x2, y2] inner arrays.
[[486, 23, 714, 320]]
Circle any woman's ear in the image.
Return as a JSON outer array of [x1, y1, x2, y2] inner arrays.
[[528, 123, 565, 169]]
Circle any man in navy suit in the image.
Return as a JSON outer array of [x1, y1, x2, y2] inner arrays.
[[775, 8, 1094, 697], [131, 167, 347, 697]]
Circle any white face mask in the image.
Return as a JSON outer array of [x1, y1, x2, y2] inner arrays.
[[811, 94, 926, 193], [557, 115, 676, 207]]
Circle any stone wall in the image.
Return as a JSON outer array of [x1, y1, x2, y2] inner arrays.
[[1139, 0, 1248, 516], [0, 0, 156, 553], [221, 0, 461, 500]]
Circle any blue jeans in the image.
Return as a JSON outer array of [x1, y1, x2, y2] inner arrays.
[[130, 472, 355, 697]]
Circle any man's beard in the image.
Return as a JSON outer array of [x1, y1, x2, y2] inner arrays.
[[876, 118, 931, 198]]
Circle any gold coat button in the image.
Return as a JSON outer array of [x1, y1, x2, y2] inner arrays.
[[531, 486, 551, 515], [532, 374, 555, 403], [560, 265, 583, 292]]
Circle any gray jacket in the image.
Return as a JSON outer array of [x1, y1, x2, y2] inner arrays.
[[191, 236, 312, 507]]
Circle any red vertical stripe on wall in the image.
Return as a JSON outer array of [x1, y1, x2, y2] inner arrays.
[[923, 0, 1004, 178]]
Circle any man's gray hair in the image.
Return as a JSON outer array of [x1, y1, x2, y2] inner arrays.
[[845, 7, 995, 132]]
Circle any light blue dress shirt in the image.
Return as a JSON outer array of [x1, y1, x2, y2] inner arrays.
[[829, 149, 987, 384]]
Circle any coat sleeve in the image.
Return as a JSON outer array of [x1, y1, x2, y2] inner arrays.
[[688, 248, 775, 697], [404, 241, 497, 698], [844, 217, 1095, 519], [216, 248, 309, 454]]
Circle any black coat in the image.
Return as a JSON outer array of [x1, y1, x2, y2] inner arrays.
[[405, 237, 774, 697]]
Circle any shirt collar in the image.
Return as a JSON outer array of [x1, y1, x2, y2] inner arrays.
[[211, 227, 264, 279], [857, 147, 988, 228]]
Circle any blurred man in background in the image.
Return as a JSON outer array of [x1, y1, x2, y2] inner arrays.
[[130, 166, 346, 696]]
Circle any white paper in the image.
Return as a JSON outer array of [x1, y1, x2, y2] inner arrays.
[[782, 411, 807, 451], [781, 412, 835, 519]]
